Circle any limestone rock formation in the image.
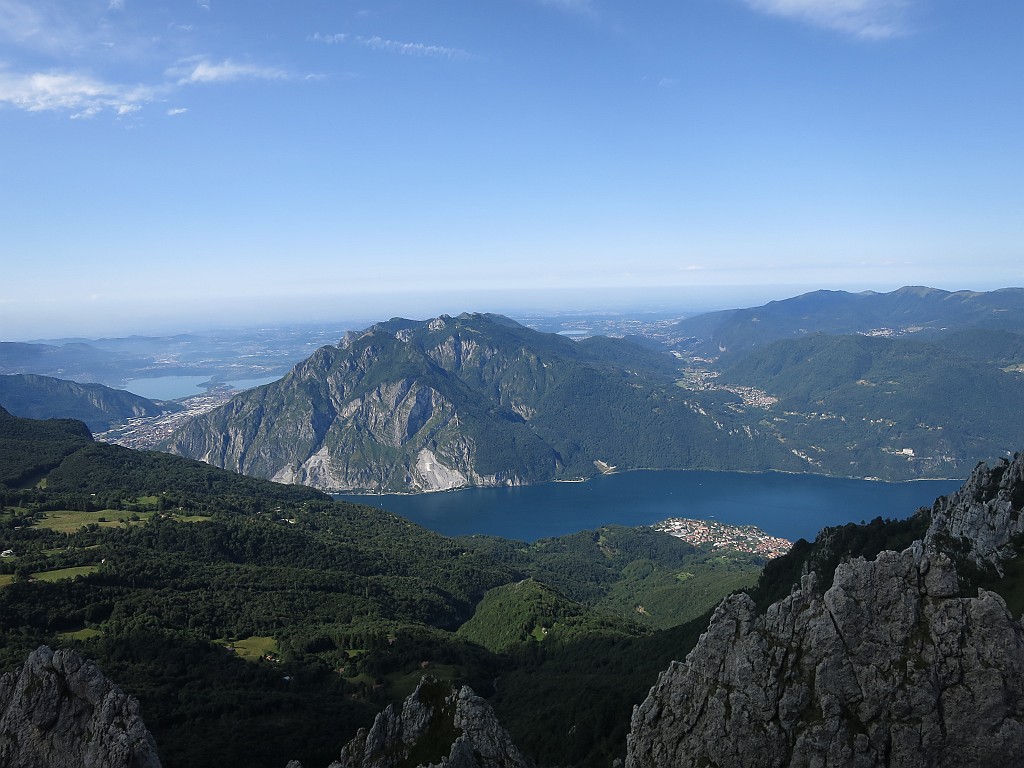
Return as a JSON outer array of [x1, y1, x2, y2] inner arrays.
[[328, 677, 529, 768], [926, 453, 1024, 573], [0, 645, 161, 768], [626, 453, 1024, 768]]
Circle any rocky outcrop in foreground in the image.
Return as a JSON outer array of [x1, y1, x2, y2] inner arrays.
[[627, 453, 1024, 768], [0, 645, 161, 768], [288, 677, 529, 768]]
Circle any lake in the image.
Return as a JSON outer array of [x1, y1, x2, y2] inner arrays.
[[121, 374, 281, 400], [338, 470, 962, 543]]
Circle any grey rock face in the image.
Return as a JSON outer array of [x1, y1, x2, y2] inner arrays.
[[926, 452, 1024, 573], [0, 645, 161, 768], [330, 677, 529, 768], [627, 453, 1024, 768]]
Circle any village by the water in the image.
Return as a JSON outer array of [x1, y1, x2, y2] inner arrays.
[[653, 517, 793, 559]]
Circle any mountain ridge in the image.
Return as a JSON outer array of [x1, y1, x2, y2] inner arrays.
[[672, 285, 1024, 356]]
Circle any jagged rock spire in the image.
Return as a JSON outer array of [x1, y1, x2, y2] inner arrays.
[[0, 645, 161, 768]]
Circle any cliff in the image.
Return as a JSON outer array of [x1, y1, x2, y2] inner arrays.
[[0, 645, 161, 768], [288, 676, 529, 768], [626, 453, 1024, 768]]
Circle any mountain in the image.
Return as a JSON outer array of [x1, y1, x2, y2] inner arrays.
[[161, 313, 795, 492], [0, 645, 161, 768], [0, 373, 177, 432], [672, 286, 1024, 357], [626, 453, 1024, 767], [323, 677, 529, 768]]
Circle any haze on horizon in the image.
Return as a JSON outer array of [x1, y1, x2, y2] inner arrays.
[[1, 0, 1021, 341]]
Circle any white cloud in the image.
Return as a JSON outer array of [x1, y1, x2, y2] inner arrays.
[[741, 0, 913, 39], [169, 57, 291, 84], [0, 56, 297, 118], [0, 3, 314, 120], [167, 106, 188, 115], [0, 67, 153, 115]]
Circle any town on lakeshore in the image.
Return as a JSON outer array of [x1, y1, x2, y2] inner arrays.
[[653, 517, 793, 559]]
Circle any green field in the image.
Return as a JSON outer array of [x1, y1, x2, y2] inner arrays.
[[34, 510, 154, 533], [32, 565, 100, 582], [59, 627, 103, 641], [219, 636, 278, 661], [0, 574, 14, 588]]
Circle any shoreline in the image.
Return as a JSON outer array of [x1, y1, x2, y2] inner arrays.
[[329, 466, 966, 501], [330, 465, 966, 499]]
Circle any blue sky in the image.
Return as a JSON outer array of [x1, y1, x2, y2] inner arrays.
[[1, 0, 1022, 339]]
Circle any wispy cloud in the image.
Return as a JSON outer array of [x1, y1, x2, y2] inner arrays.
[[0, 2, 316, 120], [741, 0, 913, 39], [0, 57, 296, 118], [167, 106, 188, 115], [310, 32, 473, 61], [168, 57, 292, 84], [310, 32, 348, 45], [360, 35, 472, 60], [0, 67, 155, 117]]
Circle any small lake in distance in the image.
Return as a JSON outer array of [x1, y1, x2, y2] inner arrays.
[[121, 375, 281, 400], [338, 469, 962, 543]]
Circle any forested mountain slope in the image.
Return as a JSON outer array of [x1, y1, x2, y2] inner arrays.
[[717, 333, 1024, 478]]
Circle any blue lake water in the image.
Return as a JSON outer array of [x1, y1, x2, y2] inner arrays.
[[121, 375, 281, 400], [121, 375, 212, 400], [338, 470, 963, 543]]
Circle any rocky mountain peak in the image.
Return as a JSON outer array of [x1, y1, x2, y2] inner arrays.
[[0, 645, 161, 768], [925, 452, 1024, 574], [291, 676, 529, 768]]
